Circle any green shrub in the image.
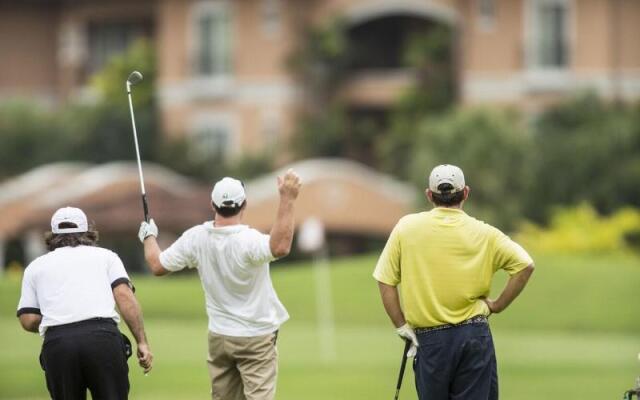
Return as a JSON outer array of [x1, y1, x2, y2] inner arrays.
[[516, 204, 640, 254], [527, 93, 640, 221]]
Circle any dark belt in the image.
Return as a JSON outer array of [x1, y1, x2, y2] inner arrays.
[[46, 317, 116, 336], [414, 315, 488, 334]]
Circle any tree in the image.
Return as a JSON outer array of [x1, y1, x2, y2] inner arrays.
[[527, 93, 640, 221], [72, 39, 158, 163]]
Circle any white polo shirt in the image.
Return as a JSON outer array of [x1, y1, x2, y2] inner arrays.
[[17, 246, 131, 336], [159, 222, 289, 337]]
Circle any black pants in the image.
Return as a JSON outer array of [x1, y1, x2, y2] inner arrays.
[[413, 322, 498, 400], [40, 319, 130, 400]]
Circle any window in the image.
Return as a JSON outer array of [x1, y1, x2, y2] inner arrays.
[[528, 0, 570, 70], [190, 114, 236, 162], [87, 20, 151, 75], [477, 0, 496, 30], [193, 125, 231, 161], [261, 0, 282, 37], [193, 1, 231, 77]]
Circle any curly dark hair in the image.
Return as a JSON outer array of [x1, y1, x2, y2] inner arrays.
[[44, 222, 99, 251]]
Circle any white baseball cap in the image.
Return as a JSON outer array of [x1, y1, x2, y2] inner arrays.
[[51, 207, 89, 234], [429, 164, 465, 194], [211, 177, 246, 208]]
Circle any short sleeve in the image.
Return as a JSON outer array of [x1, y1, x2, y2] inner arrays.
[[493, 231, 533, 275], [239, 230, 275, 267], [107, 252, 134, 291], [17, 267, 41, 317], [373, 224, 402, 286], [159, 230, 197, 272]]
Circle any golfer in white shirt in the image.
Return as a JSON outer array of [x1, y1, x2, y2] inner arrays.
[[138, 169, 301, 400], [17, 207, 152, 400]]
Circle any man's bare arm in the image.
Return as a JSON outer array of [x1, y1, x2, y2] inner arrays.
[[113, 284, 153, 373], [269, 169, 301, 258], [378, 281, 406, 328], [484, 264, 534, 314], [18, 314, 42, 333], [143, 236, 170, 276]]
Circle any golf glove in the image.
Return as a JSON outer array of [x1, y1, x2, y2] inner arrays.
[[396, 324, 419, 357], [138, 219, 158, 243]]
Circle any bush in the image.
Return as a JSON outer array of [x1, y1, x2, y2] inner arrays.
[[516, 204, 640, 254], [408, 107, 532, 230], [527, 94, 640, 221]]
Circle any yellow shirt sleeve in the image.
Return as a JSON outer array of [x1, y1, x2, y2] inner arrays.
[[373, 223, 402, 286], [493, 231, 533, 275]]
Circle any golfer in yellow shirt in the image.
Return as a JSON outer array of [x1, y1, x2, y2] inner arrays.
[[374, 164, 534, 400]]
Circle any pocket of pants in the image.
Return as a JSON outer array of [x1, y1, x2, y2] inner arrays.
[[39, 350, 45, 371], [39, 336, 61, 372], [120, 333, 133, 360]]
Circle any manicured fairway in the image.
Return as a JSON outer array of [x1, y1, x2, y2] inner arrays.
[[1, 252, 638, 399]]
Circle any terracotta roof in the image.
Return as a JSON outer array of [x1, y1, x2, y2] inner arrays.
[[0, 162, 210, 238]]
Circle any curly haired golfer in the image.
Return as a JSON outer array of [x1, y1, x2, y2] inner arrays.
[[139, 169, 301, 400], [17, 207, 152, 400], [374, 165, 534, 400]]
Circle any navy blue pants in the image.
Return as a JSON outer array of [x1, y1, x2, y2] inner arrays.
[[413, 322, 498, 400]]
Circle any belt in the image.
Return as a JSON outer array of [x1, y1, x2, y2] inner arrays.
[[46, 317, 116, 335], [414, 315, 488, 334]]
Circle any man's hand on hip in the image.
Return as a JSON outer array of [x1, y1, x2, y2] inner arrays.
[[396, 323, 419, 357], [138, 219, 158, 243], [277, 169, 301, 201], [481, 298, 498, 314]]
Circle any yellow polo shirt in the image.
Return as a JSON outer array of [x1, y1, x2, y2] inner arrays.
[[373, 208, 533, 328]]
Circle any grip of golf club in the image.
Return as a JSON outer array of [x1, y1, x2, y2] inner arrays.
[[393, 339, 412, 400], [141, 193, 149, 223], [397, 339, 411, 388]]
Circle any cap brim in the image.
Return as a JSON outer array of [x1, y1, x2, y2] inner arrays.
[[53, 227, 88, 234]]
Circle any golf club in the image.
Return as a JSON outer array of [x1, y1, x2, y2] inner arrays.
[[393, 339, 412, 400], [126, 70, 149, 222]]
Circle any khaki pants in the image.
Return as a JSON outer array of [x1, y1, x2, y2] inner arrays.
[[207, 331, 278, 400]]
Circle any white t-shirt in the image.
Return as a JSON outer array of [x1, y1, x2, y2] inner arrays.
[[17, 246, 131, 336], [159, 222, 289, 337]]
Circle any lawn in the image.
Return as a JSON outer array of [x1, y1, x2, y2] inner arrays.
[[0, 252, 638, 399]]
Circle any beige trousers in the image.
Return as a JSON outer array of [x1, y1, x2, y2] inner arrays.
[[207, 331, 278, 400]]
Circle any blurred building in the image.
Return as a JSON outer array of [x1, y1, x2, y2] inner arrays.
[[1, 0, 639, 162]]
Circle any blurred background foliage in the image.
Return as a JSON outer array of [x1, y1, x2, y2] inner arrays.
[[1, 33, 640, 236], [517, 204, 640, 255], [0, 40, 276, 184]]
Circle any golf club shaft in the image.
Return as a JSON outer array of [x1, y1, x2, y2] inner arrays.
[[126, 83, 149, 222], [394, 339, 412, 400]]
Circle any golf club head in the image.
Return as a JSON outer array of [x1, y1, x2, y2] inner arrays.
[[127, 71, 144, 85]]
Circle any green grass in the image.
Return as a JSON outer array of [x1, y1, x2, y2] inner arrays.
[[1, 252, 639, 399]]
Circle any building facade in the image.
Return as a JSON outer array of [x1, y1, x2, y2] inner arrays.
[[1, 0, 639, 161]]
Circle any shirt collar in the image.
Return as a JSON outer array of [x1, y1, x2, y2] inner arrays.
[[432, 207, 465, 214], [204, 221, 248, 233]]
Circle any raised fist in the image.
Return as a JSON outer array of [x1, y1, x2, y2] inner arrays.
[[277, 169, 301, 200]]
